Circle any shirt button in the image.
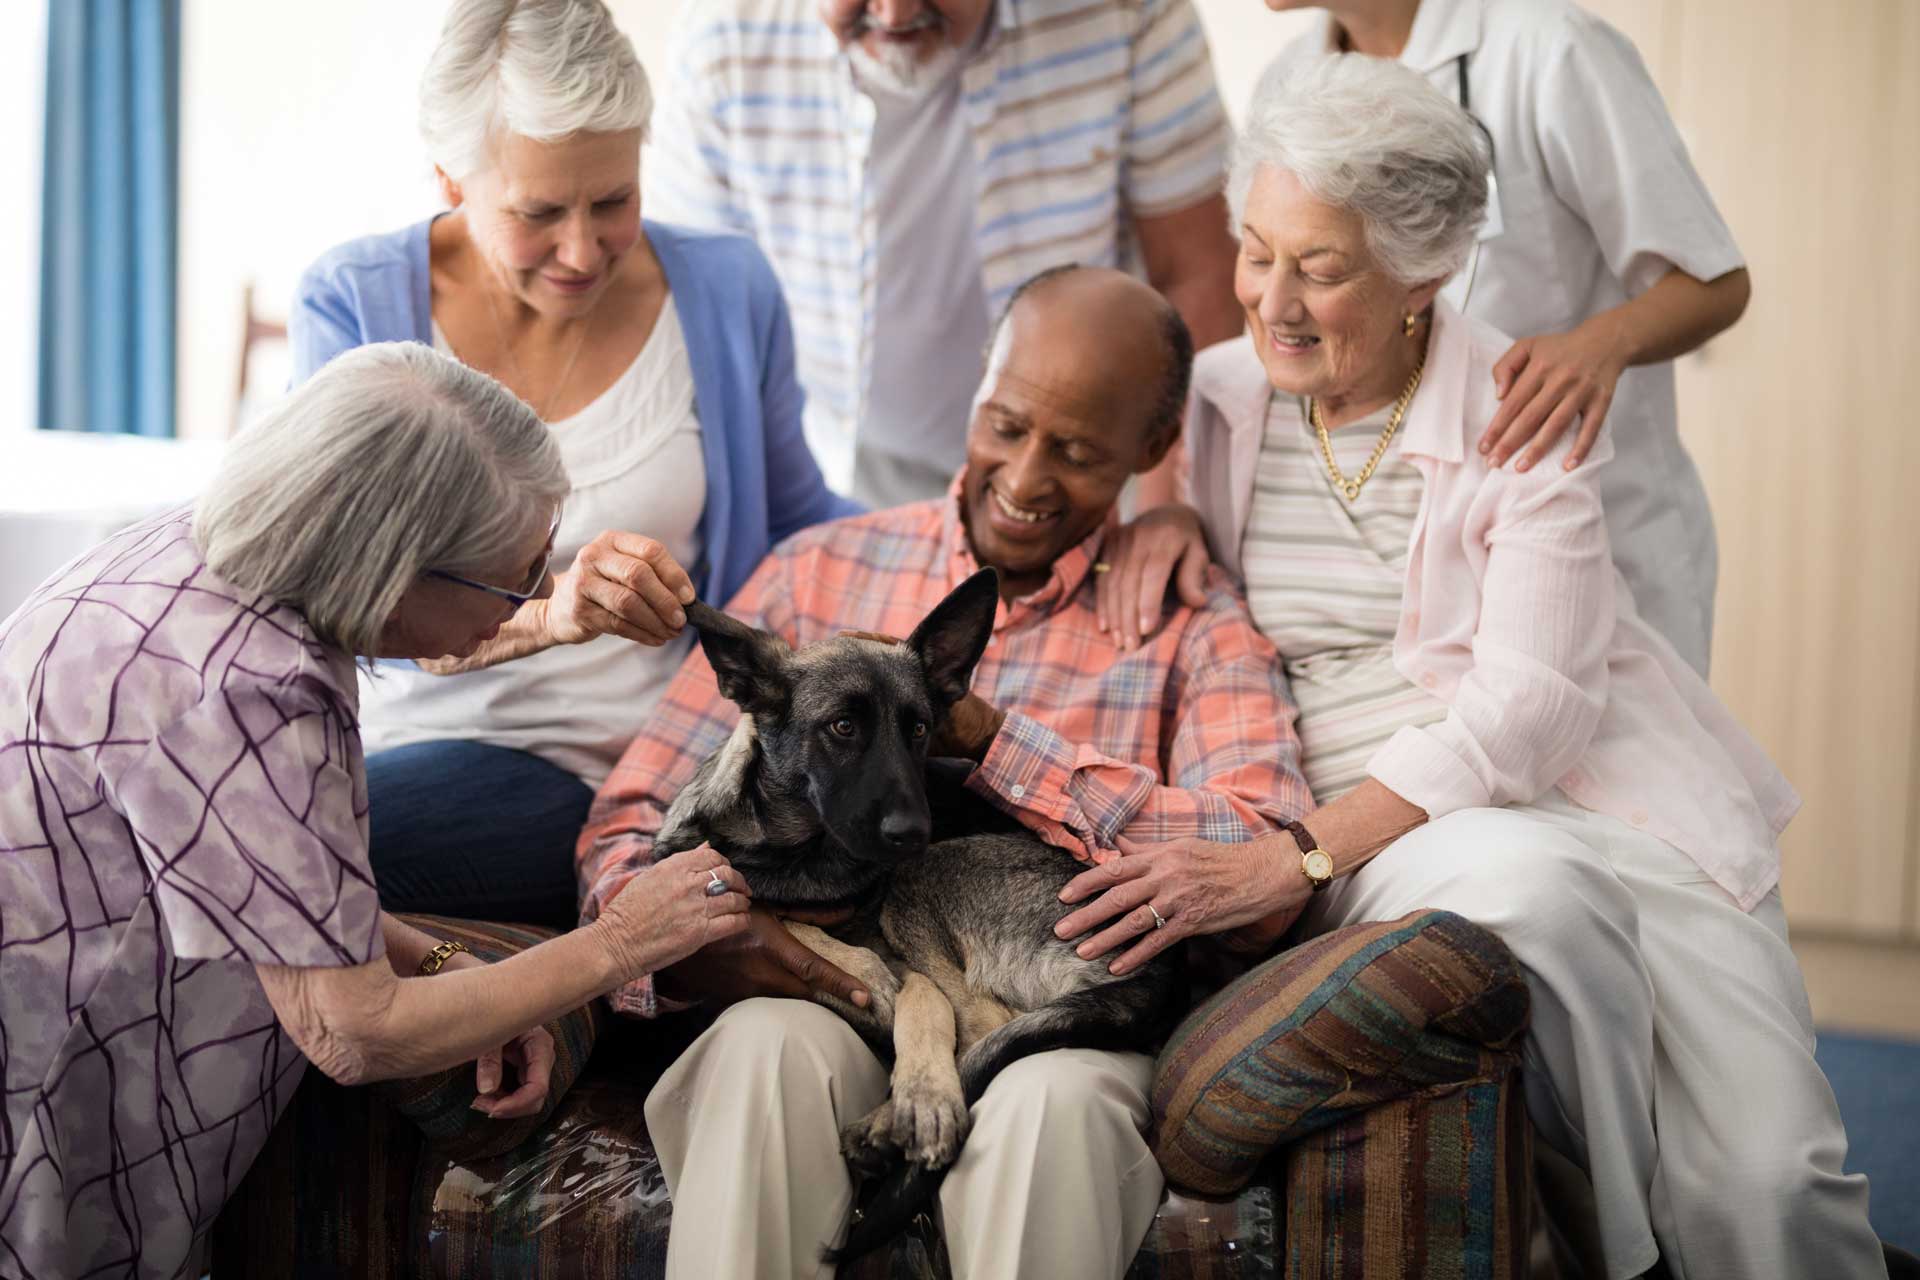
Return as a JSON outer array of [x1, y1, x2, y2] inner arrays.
[[1010, 784, 1026, 799], [1421, 672, 1439, 689], [1630, 810, 1648, 827], [1406, 610, 1420, 627]]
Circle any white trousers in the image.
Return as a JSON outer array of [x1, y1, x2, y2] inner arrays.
[[1298, 792, 1885, 1280], [645, 998, 1163, 1280]]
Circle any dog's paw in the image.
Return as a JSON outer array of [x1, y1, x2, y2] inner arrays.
[[850, 959, 901, 1027], [840, 1104, 902, 1176], [886, 1073, 970, 1170]]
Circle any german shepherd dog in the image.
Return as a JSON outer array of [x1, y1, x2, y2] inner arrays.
[[653, 568, 1183, 1264]]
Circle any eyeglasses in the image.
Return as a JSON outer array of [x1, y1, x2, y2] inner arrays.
[[427, 513, 561, 608]]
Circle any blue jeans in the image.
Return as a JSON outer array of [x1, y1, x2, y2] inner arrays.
[[366, 740, 591, 929]]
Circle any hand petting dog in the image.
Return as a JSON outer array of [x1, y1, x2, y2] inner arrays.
[[542, 529, 697, 646], [1055, 831, 1311, 975], [657, 907, 872, 1008]]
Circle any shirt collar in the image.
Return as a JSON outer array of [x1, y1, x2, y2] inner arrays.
[[939, 468, 1111, 628], [1315, 0, 1482, 72]]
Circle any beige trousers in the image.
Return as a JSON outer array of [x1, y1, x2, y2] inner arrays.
[[645, 998, 1162, 1280]]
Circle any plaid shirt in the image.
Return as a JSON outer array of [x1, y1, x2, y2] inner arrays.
[[576, 484, 1310, 1016]]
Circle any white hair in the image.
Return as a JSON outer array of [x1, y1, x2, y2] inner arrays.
[[194, 344, 569, 657], [419, 0, 653, 180], [1231, 54, 1491, 285]]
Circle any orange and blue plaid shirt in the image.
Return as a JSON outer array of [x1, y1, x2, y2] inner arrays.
[[577, 485, 1311, 1016]]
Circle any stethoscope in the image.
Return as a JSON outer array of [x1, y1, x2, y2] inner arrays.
[[1454, 52, 1500, 312]]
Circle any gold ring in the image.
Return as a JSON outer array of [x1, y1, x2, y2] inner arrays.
[[1092, 562, 1112, 575]]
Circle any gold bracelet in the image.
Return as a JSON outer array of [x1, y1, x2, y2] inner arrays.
[[417, 939, 471, 976]]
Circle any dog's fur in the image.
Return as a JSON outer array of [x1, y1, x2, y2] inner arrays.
[[655, 569, 1183, 1264]]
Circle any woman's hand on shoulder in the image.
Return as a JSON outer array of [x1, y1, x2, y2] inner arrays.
[[1481, 313, 1630, 473], [592, 843, 753, 982], [1096, 504, 1212, 651], [544, 530, 697, 647]]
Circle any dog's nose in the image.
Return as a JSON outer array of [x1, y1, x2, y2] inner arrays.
[[879, 811, 930, 853]]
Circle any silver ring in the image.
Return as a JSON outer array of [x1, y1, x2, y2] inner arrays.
[[1147, 903, 1167, 930], [705, 870, 729, 897]]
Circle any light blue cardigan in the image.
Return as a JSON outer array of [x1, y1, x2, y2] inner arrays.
[[289, 217, 861, 606]]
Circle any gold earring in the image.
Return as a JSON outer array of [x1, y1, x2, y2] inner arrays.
[[1403, 312, 1418, 337]]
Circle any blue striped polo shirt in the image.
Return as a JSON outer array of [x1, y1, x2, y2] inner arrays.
[[645, 0, 1233, 474]]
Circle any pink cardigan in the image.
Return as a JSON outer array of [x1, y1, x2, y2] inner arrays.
[[1185, 303, 1795, 911]]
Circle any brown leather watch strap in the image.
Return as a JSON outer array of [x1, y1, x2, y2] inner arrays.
[[1284, 819, 1319, 853]]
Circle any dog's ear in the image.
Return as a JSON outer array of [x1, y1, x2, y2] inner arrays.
[[687, 601, 792, 715], [907, 568, 999, 707]]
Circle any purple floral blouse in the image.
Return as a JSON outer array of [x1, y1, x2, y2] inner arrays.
[[0, 511, 383, 1277]]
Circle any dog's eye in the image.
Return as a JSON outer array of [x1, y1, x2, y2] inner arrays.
[[829, 718, 857, 739], [911, 721, 928, 740]]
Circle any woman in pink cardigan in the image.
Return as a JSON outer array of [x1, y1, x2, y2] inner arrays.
[[1062, 55, 1883, 1280]]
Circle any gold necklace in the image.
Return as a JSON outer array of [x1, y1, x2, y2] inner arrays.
[[482, 284, 597, 421], [1309, 352, 1427, 503]]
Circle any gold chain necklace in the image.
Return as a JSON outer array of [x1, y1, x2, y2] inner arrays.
[[1309, 352, 1427, 503], [482, 284, 597, 421]]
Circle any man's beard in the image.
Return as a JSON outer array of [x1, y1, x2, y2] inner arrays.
[[847, 10, 961, 97]]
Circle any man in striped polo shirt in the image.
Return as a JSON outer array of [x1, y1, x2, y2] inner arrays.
[[647, 0, 1245, 507]]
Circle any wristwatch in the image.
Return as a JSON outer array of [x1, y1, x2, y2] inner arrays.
[[1286, 820, 1334, 892]]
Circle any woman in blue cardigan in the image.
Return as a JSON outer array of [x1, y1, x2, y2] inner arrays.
[[291, 0, 858, 928]]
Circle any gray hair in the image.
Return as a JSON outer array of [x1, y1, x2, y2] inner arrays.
[[194, 343, 569, 656], [419, 0, 653, 180], [1230, 54, 1490, 285]]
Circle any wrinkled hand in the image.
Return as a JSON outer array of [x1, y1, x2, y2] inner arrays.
[[595, 844, 752, 982], [470, 1023, 555, 1120], [543, 530, 697, 646], [1053, 832, 1306, 975], [1481, 315, 1630, 472], [1096, 504, 1212, 651], [658, 906, 872, 1007], [838, 630, 1003, 760]]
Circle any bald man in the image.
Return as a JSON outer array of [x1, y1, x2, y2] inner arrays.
[[577, 267, 1311, 1280]]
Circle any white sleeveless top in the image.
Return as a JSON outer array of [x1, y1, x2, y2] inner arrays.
[[358, 299, 707, 787], [1242, 393, 1448, 804]]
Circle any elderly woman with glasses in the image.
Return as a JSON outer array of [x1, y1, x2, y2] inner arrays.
[[291, 0, 858, 929], [0, 344, 757, 1278], [1067, 55, 1883, 1280]]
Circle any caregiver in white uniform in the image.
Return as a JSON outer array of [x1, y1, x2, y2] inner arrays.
[[1259, 0, 1750, 675]]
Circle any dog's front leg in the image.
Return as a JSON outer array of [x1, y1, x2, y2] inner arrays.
[[784, 922, 900, 1034], [842, 972, 969, 1173]]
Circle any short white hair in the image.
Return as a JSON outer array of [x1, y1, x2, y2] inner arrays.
[[194, 344, 569, 657], [419, 0, 653, 180], [1231, 54, 1490, 285]]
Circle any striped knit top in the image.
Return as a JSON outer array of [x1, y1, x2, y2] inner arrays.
[[1243, 393, 1449, 804], [645, 0, 1233, 469]]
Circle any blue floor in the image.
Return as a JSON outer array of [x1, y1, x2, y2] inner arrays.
[[1816, 1031, 1920, 1251]]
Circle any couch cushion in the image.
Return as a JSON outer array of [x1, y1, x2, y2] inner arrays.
[[379, 915, 605, 1163], [1152, 910, 1529, 1196]]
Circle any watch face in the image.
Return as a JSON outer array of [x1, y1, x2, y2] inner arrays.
[[1304, 850, 1334, 881]]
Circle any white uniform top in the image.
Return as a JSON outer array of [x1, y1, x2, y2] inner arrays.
[[359, 299, 707, 788], [1267, 0, 1745, 673]]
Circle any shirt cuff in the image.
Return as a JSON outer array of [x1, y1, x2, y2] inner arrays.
[[967, 711, 1078, 824], [1366, 724, 1492, 821]]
